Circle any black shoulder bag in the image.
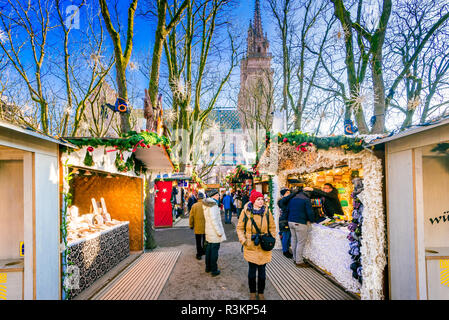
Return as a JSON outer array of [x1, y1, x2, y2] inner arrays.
[[250, 212, 276, 251]]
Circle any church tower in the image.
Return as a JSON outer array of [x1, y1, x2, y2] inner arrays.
[[237, 0, 273, 152]]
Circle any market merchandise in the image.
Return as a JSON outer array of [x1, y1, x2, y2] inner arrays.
[[66, 198, 128, 243]]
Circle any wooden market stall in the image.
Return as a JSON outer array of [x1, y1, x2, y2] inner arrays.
[[369, 116, 449, 300], [60, 133, 173, 299], [153, 173, 193, 228], [0, 121, 73, 300], [257, 132, 386, 300]]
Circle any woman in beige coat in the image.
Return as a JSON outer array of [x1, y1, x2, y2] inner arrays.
[[237, 190, 276, 300]]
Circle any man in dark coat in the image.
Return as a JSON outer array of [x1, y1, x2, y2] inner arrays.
[[277, 187, 299, 258], [287, 188, 315, 267], [187, 191, 198, 214], [304, 183, 344, 218]]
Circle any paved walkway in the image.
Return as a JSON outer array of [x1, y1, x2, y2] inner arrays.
[[82, 213, 357, 300], [267, 250, 355, 300], [92, 251, 181, 300]]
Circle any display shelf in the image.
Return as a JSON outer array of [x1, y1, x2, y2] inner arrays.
[[67, 221, 129, 246]]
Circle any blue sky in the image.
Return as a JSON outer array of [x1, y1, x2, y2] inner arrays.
[[104, 0, 275, 111]]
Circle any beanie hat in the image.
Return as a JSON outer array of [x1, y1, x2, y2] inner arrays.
[[250, 190, 264, 204], [280, 188, 289, 196], [207, 189, 219, 198], [198, 192, 205, 199]]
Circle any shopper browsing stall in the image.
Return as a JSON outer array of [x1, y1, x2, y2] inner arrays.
[[277, 188, 298, 258], [287, 187, 315, 267], [303, 184, 344, 219], [236, 190, 276, 300]]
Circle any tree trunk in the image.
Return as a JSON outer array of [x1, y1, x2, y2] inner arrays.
[[116, 61, 131, 133]]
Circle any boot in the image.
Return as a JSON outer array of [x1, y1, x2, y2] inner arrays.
[[249, 293, 257, 300], [258, 293, 265, 300]]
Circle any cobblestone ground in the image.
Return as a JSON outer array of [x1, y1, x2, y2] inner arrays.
[[154, 215, 282, 300]]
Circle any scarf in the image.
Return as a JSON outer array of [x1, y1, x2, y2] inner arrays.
[[247, 202, 266, 215]]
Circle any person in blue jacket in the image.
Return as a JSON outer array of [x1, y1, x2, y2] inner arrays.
[[222, 191, 233, 224], [287, 187, 315, 267]]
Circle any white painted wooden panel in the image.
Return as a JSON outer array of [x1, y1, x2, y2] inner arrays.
[[387, 150, 418, 299], [34, 153, 60, 300]]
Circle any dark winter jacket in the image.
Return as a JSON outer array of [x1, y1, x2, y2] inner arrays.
[[287, 193, 315, 225], [310, 188, 344, 218], [187, 195, 197, 212], [242, 194, 250, 207], [277, 191, 299, 230]]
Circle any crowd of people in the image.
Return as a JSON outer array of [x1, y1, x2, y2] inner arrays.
[[187, 183, 344, 300]]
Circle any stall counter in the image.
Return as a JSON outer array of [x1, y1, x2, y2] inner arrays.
[[303, 223, 361, 294], [67, 222, 130, 299]]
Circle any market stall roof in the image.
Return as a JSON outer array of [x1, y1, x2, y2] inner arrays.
[[0, 120, 76, 148], [133, 145, 174, 173], [368, 115, 449, 146], [65, 135, 174, 173]]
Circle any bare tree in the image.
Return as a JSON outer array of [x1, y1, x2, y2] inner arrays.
[[331, 0, 449, 134], [98, 0, 138, 134], [386, 0, 449, 129], [268, 0, 332, 131], [162, 0, 240, 170]]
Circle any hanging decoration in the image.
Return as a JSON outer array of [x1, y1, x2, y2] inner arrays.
[[83, 146, 94, 167], [344, 119, 359, 135], [348, 177, 364, 284], [268, 176, 274, 215]]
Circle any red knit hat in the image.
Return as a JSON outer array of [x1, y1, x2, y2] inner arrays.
[[250, 190, 264, 204]]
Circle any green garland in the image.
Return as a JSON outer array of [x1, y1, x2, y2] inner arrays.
[[67, 131, 172, 156], [271, 131, 366, 153], [225, 164, 253, 184]]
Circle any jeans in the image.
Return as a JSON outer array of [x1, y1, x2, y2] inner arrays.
[[195, 234, 205, 257], [248, 262, 266, 294], [288, 222, 309, 264], [205, 242, 220, 273], [280, 230, 291, 253], [224, 209, 232, 224]]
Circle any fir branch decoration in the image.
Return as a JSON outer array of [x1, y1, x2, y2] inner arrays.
[[83, 148, 94, 166]]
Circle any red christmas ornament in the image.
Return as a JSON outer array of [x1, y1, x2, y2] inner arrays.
[[87, 146, 94, 153], [283, 138, 288, 143], [296, 146, 300, 151]]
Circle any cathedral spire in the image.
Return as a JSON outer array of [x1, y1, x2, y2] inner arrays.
[[253, 0, 263, 37]]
